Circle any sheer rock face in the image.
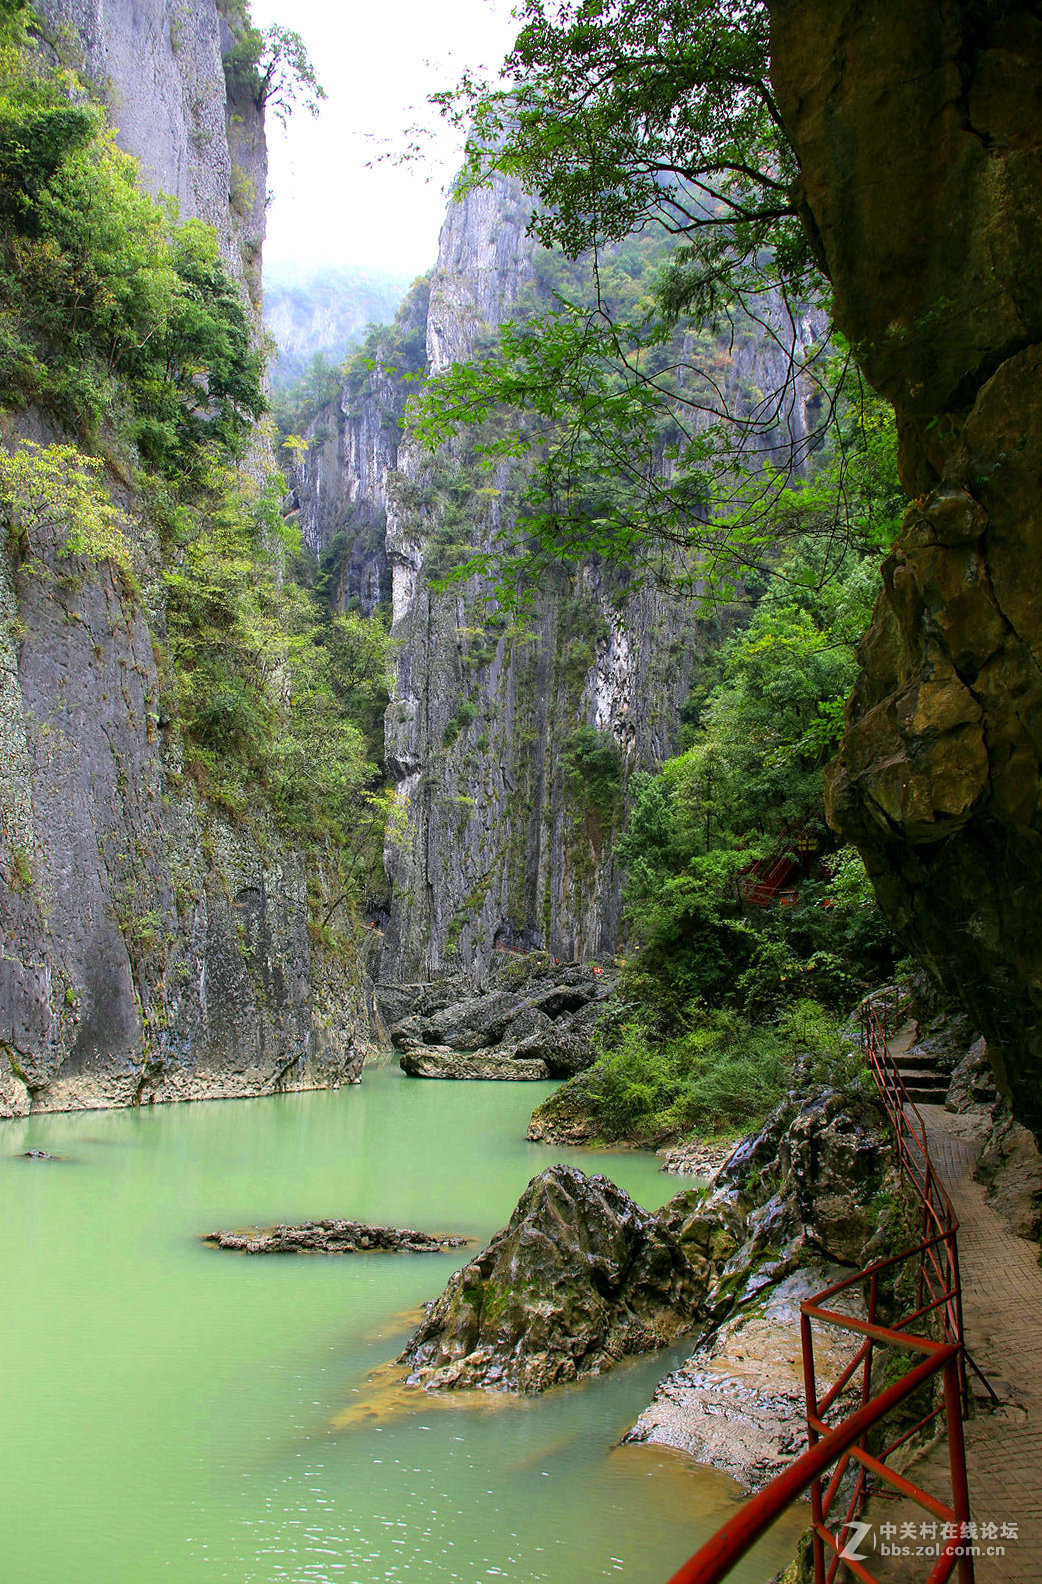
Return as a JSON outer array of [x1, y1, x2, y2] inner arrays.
[[38, 0, 266, 299], [771, 1, 1042, 1136], [0, 4, 369, 1115]]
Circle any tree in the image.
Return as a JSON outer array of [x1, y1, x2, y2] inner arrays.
[[223, 24, 326, 126], [414, 0, 871, 605]]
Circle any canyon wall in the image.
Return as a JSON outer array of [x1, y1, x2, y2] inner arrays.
[[0, 1, 365, 1117], [294, 175, 824, 983], [771, 0, 1042, 1135]]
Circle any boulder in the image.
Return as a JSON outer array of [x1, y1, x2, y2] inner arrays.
[[398, 1047, 549, 1080], [398, 1165, 712, 1393], [513, 1027, 594, 1079], [392, 967, 611, 1080], [946, 1036, 998, 1113]]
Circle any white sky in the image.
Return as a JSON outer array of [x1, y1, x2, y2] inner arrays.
[[250, 0, 518, 280]]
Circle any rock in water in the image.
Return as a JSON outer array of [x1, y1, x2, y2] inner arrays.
[[398, 1165, 712, 1393], [204, 1220, 468, 1255]]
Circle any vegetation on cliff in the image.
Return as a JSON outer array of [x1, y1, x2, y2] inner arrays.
[[0, 0, 391, 937], [530, 380, 903, 1145]]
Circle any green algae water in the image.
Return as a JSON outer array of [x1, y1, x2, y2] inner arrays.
[[0, 1065, 803, 1584]]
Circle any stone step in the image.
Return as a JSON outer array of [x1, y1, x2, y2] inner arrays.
[[898, 1053, 946, 1072], [896, 1069, 948, 1091], [903, 1090, 948, 1107]]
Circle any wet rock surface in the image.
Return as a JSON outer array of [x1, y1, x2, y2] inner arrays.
[[204, 1220, 469, 1256], [657, 1137, 741, 1179], [398, 1084, 895, 1396], [392, 962, 609, 1082], [624, 1268, 865, 1492]]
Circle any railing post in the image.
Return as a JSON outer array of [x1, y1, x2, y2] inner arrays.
[[800, 1311, 827, 1584], [943, 1355, 975, 1584]]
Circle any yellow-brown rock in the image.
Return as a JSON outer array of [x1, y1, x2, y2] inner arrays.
[[770, 3, 1042, 1136]]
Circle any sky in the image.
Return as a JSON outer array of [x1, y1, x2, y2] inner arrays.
[[250, 0, 518, 282]]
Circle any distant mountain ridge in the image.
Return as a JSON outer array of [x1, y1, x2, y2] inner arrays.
[[264, 264, 415, 386]]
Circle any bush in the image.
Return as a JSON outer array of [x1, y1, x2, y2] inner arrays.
[[543, 1006, 792, 1145]]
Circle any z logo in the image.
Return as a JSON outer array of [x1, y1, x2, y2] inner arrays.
[[839, 1520, 873, 1561]]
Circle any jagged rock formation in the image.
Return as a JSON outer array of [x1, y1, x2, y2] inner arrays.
[[399, 1165, 711, 1392], [390, 960, 609, 1080], [396, 1084, 894, 1395], [292, 174, 824, 983], [204, 1219, 468, 1255], [0, 1, 368, 1116], [770, 3, 1042, 1136]]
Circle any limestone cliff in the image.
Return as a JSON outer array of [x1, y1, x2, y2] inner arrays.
[[770, 2, 1042, 1135], [293, 175, 823, 982], [0, 1, 365, 1117]]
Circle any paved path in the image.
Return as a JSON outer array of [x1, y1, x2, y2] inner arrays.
[[856, 1055, 1042, 1582]]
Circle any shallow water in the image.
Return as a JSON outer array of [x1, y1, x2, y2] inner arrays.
[[0, 1063, 803, 1584]]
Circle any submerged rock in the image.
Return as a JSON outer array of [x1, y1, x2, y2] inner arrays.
[[398, 1165, 713, 1393], [204, 1220, 468, 1255]]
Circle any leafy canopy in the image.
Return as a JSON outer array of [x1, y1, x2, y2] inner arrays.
[[412, 0, 861, 606]]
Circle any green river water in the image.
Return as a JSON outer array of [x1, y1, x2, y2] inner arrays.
[[0, 1062, 803, 1584]]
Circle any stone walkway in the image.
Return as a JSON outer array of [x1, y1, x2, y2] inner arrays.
[[855, 1073, 1042, 1581]]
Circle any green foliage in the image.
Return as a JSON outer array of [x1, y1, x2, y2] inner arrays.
[[563, 725, 623, 815], [222, 22, 325, 126], [439, 1, 808, 300], [0, 35, 265, 464], [540, 1005, 792, 1144], [0, 438, 134, 584], [272, 351, 343, 436]]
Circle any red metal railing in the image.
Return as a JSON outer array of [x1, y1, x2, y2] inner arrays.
[[665, 991, 975, 1584]]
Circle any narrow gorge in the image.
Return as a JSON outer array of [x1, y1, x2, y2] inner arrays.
[[2, 4, 1042, 1584]]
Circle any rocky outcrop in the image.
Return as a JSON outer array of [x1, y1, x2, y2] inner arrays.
[[946, 1037, 998, 1114], [392, 959, 608, 1080], [974, 1101, 1042, 1242], [396, 1083, 895, 1396], [770, 3, 1042, 1138], [398, 1165, 712, 1392], [204, 1220, 468, 1255]]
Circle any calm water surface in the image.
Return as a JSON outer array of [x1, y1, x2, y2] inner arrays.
[[1, 1063, 803, 1584]]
